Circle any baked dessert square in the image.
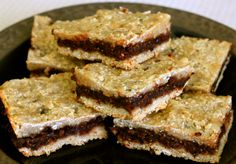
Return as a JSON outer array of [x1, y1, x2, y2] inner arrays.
[[0, 73, 107, 157], [74, 57, 193, 120], [26, 15, 85, 76], [52, 8, 171, 70], [112, 92, 233, 163], [164, 36, 232, 92]]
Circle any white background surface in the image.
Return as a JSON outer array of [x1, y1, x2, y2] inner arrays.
[[0, 0, 236, 32]]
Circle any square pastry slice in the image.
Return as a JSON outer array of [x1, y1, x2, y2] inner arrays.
[[26, 16, 85, 76], [112, 92, 233, 163], [74, 57, 193, 120], [52, 8, 171, 70], [164, 36, 232, 92], [0, 73, 107, 157]]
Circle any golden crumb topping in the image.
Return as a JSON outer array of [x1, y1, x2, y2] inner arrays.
[[162, 36, 231, 92], [0, 73, 97, 125], [144, 92, 231, 144], [74, 57, 192, 97], [27, 16, 83, 72], [53, 8, 170, 46]]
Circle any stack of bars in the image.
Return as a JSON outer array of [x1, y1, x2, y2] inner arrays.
[[0, 8, 233, 163]]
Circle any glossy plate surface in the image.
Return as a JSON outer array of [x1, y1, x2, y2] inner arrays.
[[0, 3, 236, 164]]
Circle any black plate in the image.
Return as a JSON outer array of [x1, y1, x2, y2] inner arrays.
[[0, 2, 236, 164]]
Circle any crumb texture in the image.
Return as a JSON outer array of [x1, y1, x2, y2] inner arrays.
[[27, 15, 84, 72], [164, 36, 231, 92], [142, 93, 231, 144], [53, 9, 170, 45], [0, 73, 98, 131], [75, 57, 192, 97]]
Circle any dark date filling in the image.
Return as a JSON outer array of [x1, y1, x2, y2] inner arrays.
[[57, 32, 170, 61], [113, 112, 232, 156], [76, 76, 190, 113], [14, 116, 104, 150]]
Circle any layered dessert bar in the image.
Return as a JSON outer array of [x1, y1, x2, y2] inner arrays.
[[26, 16, 84, 76], [164, 36, 232, 92], [74, 57, 193, 120], [112, 92, 233, 163], [0, 73, 107, 157], [52, 8, 171, 70]]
